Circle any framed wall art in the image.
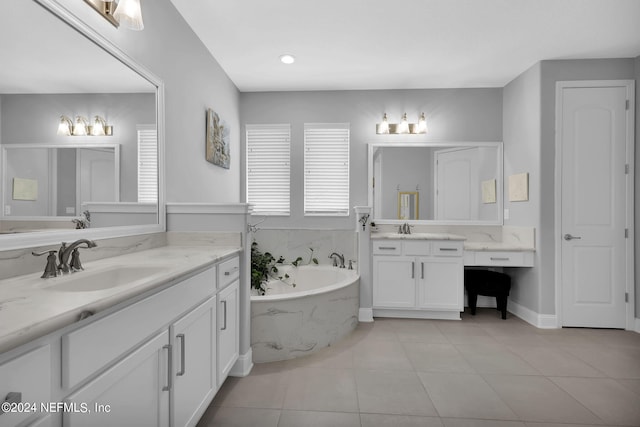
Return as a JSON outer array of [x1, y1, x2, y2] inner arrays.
[[205, 108, 230, 169]]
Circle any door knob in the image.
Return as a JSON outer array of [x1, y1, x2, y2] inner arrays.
[[564, 234, 582, 241]]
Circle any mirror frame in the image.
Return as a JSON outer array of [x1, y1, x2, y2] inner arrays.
[[0, 0, 165, 251], [368, 141, 503, 225]]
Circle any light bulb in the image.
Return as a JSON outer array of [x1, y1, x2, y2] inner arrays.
[[377, 113, 389, 134], [57, 115, 72, 136], [92, 116, 106, 136], [398, 113, 409, 134], [113, 0, 144, 30], [73, 116, 88, 136], [417, 112, 428, 133]]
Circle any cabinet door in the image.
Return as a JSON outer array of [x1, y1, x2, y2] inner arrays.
[[418, 257, 463, 311], [218, 280, 239, 386], [64, 331, 170, 427], [373, 256, 416, 308], [172, 297, 217, 427], [0, 345, 50, 427]]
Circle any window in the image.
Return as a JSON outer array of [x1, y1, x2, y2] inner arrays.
[[137, 125, 158, 203], [304, 123, 350, 216], [246, 124, 291, 215]]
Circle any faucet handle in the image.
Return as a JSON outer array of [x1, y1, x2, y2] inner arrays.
[[70, 249, 84, 272], [32, 250, 59, 279]]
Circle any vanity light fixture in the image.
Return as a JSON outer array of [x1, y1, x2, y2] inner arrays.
[[375, 113, 428, 135], [57, 115, 113, 137], [57, 115, 74, 136], [91, 116, 113, 136], [84, 0, 144, 31]]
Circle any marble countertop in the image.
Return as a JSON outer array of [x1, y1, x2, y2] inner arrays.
[[371, 232, 466, 241], [464, 242, 535, 252], [0, 245, 240, 354]]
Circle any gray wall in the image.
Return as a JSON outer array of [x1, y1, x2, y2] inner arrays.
[[55, 0, 241, 205], [240, 89, 503, 229], [1, 93, 154, 203], [503, 62, 542, 314]]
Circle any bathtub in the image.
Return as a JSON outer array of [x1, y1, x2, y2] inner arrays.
[[251, 265, 359, 362]]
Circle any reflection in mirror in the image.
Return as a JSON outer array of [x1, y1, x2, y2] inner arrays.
[[0, 0, 161, 240], [398, 191, 418, 220], [370, 142, 503, 224]]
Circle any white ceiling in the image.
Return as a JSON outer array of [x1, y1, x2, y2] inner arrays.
[[170, 0, 640, 92], [0, 0, 154, 94]]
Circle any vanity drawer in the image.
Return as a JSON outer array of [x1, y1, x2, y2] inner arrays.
[[62, 267, 215, 390], [403, 240, 430, 256], [432, 241, 463, 257], [473, 251, 528, 266], [0, 345, 51, 427], [218, 256, 240, 289], [372, 241, 402, 255]]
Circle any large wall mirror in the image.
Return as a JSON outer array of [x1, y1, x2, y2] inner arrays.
[[368, 142, 503, 224], [0, 0, 164, 250]]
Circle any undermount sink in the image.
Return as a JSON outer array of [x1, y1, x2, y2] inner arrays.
[[43, 266, 169, 292]]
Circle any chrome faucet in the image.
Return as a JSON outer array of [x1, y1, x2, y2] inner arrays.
[[329, 252, 345, 268], [398, 223, 412, 234], [58, 239, 97, 274]]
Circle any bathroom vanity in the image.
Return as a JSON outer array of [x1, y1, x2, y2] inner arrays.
[[0, 245, 240, 427], [371, 233, 465, 320]]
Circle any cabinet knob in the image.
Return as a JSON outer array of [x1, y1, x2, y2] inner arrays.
[[0, 392, 22, 415]]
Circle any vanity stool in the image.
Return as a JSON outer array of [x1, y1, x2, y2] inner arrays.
[[464, 269, 511, 319]]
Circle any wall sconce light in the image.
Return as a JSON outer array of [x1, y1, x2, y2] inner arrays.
[[57, 115, 73, 136], [375, 113, 428, 135], [84, 0, 144, 30]]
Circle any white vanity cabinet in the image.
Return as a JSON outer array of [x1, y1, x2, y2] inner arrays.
[[217, 280, 239, 387], [172, 297, 217, 427], [373, 239, 463, 319], [64, 330, 171, 427], [0, 345, 51, 427]]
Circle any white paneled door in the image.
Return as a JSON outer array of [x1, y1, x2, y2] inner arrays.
[[558, 81, 634, 329]]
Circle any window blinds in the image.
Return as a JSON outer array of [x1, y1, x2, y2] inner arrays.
[[246, 124, 291, 215], [137, 125, 158, 203], [304, 123, 350, 216]]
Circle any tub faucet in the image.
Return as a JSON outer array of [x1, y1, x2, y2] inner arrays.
[[58, 239, 97, 274], [329, 252, 345, 268]]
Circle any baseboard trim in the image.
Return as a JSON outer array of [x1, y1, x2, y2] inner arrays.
[[359, 308, 374, 322], [635, 317, 640, 333], [508, 299, 558, 329], [229, 349, 253, 377]]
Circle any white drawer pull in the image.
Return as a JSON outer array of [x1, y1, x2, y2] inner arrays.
[[439, 248, 458, 252], [378, 246, 397, 250], [490, 257, 510, 261], [224, 266, 239, 276]]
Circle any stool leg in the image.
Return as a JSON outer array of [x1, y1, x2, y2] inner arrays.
[[497, 295, 507, 319], [468, 292, 478, 315]]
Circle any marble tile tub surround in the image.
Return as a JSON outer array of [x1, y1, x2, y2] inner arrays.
[[372, 225, 535, 251], [251, 229, 357, 268], [251, 278, 359, 363]]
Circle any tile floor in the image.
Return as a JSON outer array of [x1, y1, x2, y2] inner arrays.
[[197, 309, 640, 427]]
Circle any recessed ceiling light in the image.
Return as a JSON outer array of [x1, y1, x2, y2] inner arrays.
[[279, 54, 295, 64]]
